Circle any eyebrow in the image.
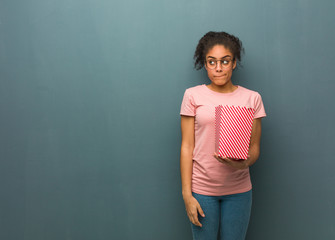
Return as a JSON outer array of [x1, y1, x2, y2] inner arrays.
[[207, 55, 232, 59]]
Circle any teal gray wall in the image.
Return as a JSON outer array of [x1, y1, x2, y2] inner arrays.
[[1, 0, 334, 239]]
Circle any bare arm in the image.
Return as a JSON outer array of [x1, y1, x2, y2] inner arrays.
[[180, 115, 205, 227], [180, 115, 195, 197], [246, 117, 262, 167], [214, 118, 263, 169]]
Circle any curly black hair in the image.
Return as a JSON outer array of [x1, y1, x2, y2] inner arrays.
[[194, 31, 244, 70]]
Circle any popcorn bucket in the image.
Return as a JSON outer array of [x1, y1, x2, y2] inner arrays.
[[215, 105, 255, 160]]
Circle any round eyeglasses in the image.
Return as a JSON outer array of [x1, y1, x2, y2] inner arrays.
[[205, 57, 234, 70]]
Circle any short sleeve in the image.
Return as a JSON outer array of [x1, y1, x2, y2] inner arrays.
[[253, 93, 266, 119], [180, 89, 196, 116]]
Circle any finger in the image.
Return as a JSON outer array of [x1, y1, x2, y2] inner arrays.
[[223, 157, 234, 162], [198, 205, 205, 217], [215, 157, 225, 164], [193, 216, 202, 227], [213, 153, 226, 162], [188, 212, 198, 226], [188, 214, 195, 225], [191, 211, 202, 227], [214, 152, 227, 159]]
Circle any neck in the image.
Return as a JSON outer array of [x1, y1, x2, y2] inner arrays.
[[207, 82, 237, 93]]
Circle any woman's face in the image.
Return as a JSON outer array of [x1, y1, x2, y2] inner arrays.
[[204, 44, 236, 87]]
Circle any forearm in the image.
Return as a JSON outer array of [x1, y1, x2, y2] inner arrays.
[[246, 118, 262, 167], [180, 116, 195, 198], [180, 147, 193, 198], [246, 143, 260, 167]]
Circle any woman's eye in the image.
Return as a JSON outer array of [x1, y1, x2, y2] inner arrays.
[[223, 60, 229, 65], [209, 60, 215, 65]]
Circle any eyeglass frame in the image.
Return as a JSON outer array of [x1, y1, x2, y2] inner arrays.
[[204, 56, 235, 70]]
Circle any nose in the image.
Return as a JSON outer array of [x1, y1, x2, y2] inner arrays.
[[215, 61, 223, 72]]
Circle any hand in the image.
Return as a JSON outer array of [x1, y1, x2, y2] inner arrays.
[[183, 195, 205, 227], [213, 153, 250, 170]]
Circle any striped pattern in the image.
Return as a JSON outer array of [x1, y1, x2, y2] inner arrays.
[[215, 105, 255, 160]]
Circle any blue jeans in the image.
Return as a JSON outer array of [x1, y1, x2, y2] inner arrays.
[[191, 190, 252, 240]]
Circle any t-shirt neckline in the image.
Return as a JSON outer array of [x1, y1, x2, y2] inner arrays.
[[203, 84, 241, 96]]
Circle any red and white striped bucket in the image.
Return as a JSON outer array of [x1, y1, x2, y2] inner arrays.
[[215, 105, 255, 160]]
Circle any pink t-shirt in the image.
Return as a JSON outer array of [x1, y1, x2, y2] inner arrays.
[[180, 84, 266, 196]]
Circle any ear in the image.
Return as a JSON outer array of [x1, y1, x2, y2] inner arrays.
[[233, 59, 237, 70]]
